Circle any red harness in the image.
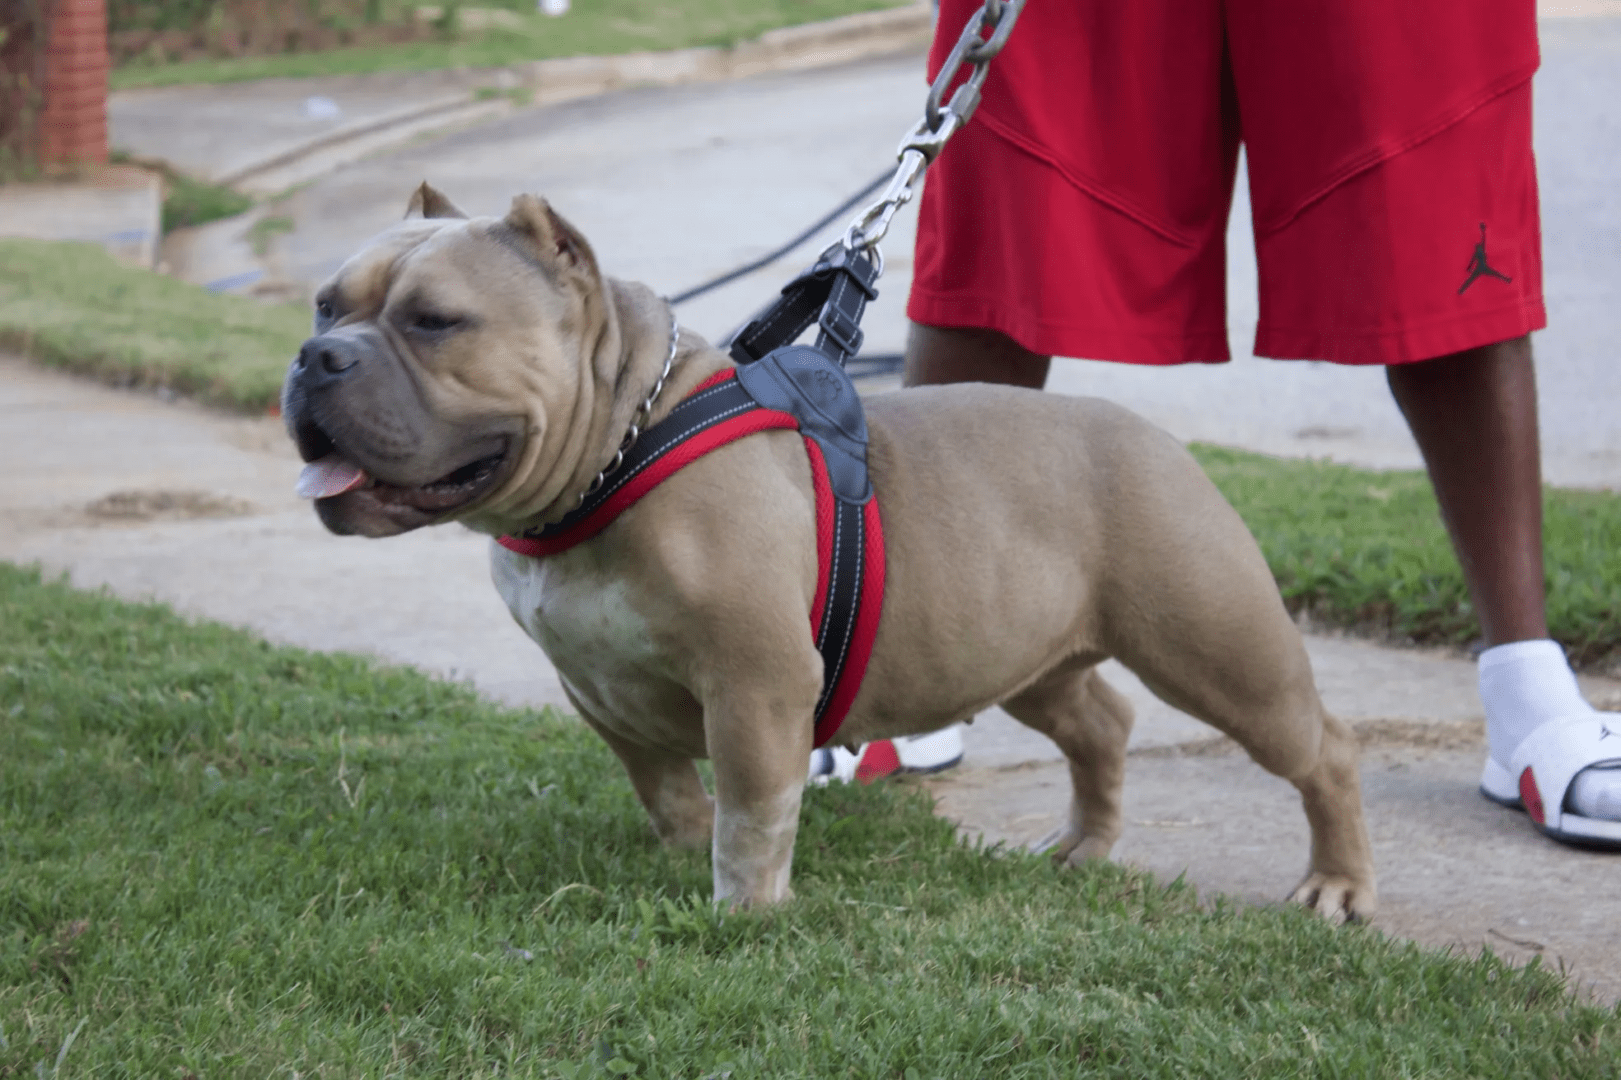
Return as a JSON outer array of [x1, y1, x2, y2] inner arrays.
[[497, 368, 885, 747]]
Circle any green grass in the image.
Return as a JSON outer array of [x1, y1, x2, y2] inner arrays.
[[0, 238, 305, 411], [107, 152, 257, 235], [160, 172, 255, 234], [246, 214, 298, 257], [1192, 445, 1621, 668], [109, 0, 915, 90], [2, 561, 1617, 1078]]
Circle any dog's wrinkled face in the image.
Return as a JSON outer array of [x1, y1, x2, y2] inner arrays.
[[281, 184, 609, 537]]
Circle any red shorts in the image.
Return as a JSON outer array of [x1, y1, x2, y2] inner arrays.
[[907, 0, 1548, 365]]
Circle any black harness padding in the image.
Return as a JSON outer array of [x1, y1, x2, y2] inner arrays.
[[727, 245, 885, 736], [735, 345, 872, 503], [809, 492, 868, 720], [729, 245, 881, 366], [735, 346, 874, 720]]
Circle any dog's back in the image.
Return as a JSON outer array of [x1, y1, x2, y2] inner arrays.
[[849, 384, 1299, 742]]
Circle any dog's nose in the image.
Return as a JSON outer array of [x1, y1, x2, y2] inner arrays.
[[295, 336, 361, 380]]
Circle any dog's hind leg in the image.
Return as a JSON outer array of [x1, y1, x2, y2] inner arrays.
[[1280, 710, 1376, 921], [1135, 659, 1374, 922], [1003, 659, 1136, 865], [1105, 586, 1377, 922], [1074, 436, 1378, 921]]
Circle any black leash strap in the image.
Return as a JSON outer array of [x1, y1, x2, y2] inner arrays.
[[727, 244, 880, 367], [668, 169, 892, 307]]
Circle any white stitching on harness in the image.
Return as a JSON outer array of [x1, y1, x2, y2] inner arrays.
[[816, 499, 842, 653], [824, 507, 863, 699], [675, 379, 739, 410], [589, 397, 756, 506], [822, 275, 851, 346]]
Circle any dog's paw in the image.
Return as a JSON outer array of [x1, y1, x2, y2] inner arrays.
[[1031, 827, 1115, 867], [1289, 872, 1377, 925], [721, 886, 795, 912]]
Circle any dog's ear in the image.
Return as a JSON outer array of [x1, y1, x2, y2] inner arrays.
[[501, 193, 599, 279], [404, 182, 468, 220]]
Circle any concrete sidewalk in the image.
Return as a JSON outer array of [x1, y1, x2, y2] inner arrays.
[[99, 3, 932, 296], [0, 166, 161, 268]]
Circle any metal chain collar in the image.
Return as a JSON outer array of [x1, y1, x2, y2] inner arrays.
[[842, 0, 1027, 270], [575, 307, 679, 507]]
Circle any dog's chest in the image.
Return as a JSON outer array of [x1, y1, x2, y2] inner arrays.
[[489, 542, 691, 739]]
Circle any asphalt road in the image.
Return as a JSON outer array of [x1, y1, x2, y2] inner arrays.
[[270, 17, 1621, 487]]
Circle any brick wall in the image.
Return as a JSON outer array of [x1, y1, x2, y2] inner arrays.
[[39, 0, 109, 167]]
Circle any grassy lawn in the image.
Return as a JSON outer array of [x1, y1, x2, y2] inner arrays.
[[0, 239, 305, 412], [2, 561, 1617, 1078], [1192, 446, 1621, 669], [158, 171, 255, 234], [4, 236, 1619, 665], [109, 0, 916, 90]]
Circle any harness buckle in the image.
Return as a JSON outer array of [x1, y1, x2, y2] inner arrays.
[[817, 307, 865, 359], [811, 245, 880, 300]]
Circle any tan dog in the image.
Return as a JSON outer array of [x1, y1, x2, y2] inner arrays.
[[282, 184, 1376, 921]]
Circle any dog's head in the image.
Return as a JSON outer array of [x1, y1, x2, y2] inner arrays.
[[282, 183, 659, 538]]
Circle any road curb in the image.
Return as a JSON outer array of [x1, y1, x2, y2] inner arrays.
[[228, 97, 515, 196], [215, 93, 478, 189], [213, 4, 933, 194]]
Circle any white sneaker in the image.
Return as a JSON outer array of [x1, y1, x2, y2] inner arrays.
[[807, 725, 966, 785], [807, 745, 862, 785]]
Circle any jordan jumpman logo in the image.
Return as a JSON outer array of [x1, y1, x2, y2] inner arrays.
[[1459, 222, 1512, 295]]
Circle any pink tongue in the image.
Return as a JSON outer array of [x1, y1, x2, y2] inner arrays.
[[296, 454, 370, 499]]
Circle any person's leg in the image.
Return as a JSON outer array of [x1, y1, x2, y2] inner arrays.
[[886, 0, 1233, 784], [1241, 1, 1619, 841], [1389, 337, 1621, 825], [1385, 335, 1545, 647], [903, 323, 1052, 390]]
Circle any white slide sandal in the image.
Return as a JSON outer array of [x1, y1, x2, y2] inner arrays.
[[1480, 714, 1621, 850]]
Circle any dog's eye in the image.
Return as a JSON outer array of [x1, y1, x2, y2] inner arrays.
[[411, 313, 462, 334]]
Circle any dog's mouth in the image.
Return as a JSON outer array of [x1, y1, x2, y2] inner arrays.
[[292, 419, 508, 515]]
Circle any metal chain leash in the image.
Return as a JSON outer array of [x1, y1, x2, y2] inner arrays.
[[841, 0, 1027, 271]]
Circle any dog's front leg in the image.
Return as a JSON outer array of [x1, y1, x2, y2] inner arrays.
[[583, 716, 714, 849], [703, 683, 818, 908]]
